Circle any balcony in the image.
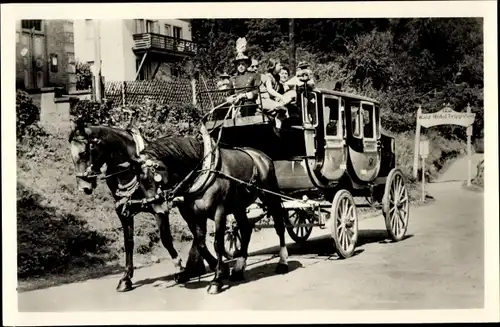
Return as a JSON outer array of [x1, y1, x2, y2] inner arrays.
[[132, 33, 197, 56]]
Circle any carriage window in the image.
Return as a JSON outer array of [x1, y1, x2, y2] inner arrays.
[[351, 104, 361, 138], [324, 97, 339, 136], [362, 103, 375, 139], [302, 93, 318, 126]]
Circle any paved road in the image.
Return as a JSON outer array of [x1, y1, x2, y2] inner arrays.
[[18, 155, 484, 311]]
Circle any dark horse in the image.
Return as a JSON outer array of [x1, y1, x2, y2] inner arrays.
[[69, 122, 290, 294], [69, 122, 192, 292], [136, 131, 290, 294]]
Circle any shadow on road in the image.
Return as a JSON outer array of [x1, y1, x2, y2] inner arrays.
[[249, 230, 414, 258], [132, 230, 414, 291], [182, 260, 303, 293]]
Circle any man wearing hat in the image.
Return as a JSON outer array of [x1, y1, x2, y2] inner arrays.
[[226, 52, 261, 117], [216, 72, 231, 91], [285, 61, 315, 90]]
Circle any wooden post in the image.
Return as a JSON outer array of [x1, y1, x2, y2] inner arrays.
[[413, 106, 422, 179], [122, 81, 126, 106], [466, 103, 473, 186], [93, 20, 102, 103], [421, 156, 426, 202], [289, 19, 296, 76]]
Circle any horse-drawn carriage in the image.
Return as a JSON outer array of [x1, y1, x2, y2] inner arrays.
[[69, 71, 409, 294], [199, 82, 410, 260]]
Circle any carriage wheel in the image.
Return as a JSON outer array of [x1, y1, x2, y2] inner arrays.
[[286, 209, 313, 244], [382, 168, 410, 242], [223, 215, 242, 260], [328, 190, 358, 259]]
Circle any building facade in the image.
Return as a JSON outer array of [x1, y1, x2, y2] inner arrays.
[[73, 19, 196, 82], [16, 20, 77, 91]]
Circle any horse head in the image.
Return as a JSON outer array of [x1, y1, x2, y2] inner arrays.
[[69, 122, 142, 195], [69, 121, 102, 194]]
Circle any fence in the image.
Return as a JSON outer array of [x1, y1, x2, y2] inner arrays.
[[103, 77, 227, 110]]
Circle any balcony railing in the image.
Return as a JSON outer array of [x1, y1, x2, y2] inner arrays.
[[132, 33, 197, 55]]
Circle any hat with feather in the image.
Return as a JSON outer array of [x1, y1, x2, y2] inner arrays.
[[234, 37, 251, 65]]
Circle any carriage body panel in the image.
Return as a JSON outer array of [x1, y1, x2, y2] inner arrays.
[[201, 85, 395, 192]]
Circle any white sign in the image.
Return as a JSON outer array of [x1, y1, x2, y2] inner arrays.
[[419, 140, 429, 158], [20, 47, 28, 57], [418, 106, 476, 128]]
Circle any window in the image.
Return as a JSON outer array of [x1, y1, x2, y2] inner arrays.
[[135, 19, 144, 33], [324, 97, 339, 137], [50, 54, 58, 73], [350, 103, 361, 138], [146, 20, 159, 34], [362, 103, 375, 139], [173, 26, 182, 39], [164, 24, 172, 36], [21, 20, 42, 31]]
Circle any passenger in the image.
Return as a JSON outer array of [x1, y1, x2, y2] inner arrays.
[[247, 58, 259, 73], [260, 59, 291, 128], [260, 59, 286, 110], [216, 72, 231, 91], [285, 61, 315, 90], [278, 66, 290, 94], [226, 53, 260, 117]]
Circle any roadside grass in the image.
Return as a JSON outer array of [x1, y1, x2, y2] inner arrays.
[[17, 95, 467, 289]]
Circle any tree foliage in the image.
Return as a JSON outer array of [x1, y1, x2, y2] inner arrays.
[[190, 18, 483, 137]]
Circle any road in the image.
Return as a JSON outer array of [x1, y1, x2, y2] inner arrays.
[[18, 154, 484, 311]]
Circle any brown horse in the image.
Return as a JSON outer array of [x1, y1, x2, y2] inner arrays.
[[69, 122, 191, 292], [136, 133, 290, 294]]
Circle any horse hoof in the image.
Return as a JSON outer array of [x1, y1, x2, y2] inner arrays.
[[207, 282, 223, 295], [116, 279, 133, 292], [275, 263, 289, 274], [174, 272, 189, 284], [229, 270, 245, 281]]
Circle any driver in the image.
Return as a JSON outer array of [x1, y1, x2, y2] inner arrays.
[[225, 53, 261, 117]]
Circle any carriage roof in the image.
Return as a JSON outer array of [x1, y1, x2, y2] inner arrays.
[[314, 88, 380, 105]]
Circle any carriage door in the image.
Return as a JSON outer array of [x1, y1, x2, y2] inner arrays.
[[360, 101, 381, 180], [320, 95, 346, 182]]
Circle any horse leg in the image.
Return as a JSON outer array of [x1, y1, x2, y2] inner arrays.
[[116, 212, 135, 292], [153, 213, 183, 274], [263, 195, 289, 274], [207, 204, 229, 294], [175, 206, 217, 285], [230, 208, 252, 281]]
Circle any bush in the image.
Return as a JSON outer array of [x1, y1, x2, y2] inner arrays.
[[76, 61, 93, 90], [16, 90, 42, 139], [70, 99, 204, 139]]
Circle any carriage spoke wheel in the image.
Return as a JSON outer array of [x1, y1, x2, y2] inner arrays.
[[223, 216, 242, 260], [382, 168, 410, 242], [328, 190, 358, 259], [286, 209, 313, 244]]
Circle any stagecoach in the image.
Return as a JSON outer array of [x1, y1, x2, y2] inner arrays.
[[199, 82, 410, 259]]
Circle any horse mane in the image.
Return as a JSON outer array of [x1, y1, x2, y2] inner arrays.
[[141, 136, 203, 171]]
